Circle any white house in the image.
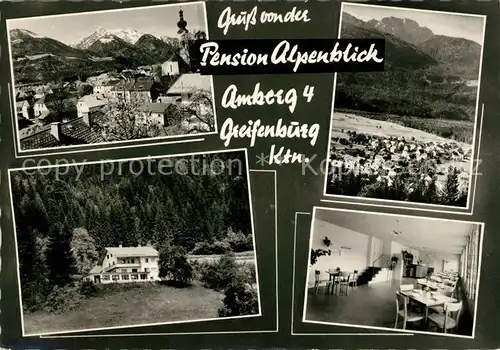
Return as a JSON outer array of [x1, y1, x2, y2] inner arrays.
[[138, 102, 172, 126], [16, 100, 30, 119], [93, 80, 119, 97], [85, 245, 160, 284], [33, 96, 49, 117], [77, 94, 107, 119], [161, 57, 180, 76]]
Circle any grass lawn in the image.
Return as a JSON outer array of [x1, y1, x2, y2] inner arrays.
[[23, 281, 224, 336]]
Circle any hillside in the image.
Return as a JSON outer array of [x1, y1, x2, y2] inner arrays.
[[9, 28, 180, 83], [10, 29, 87, 59], [357, 14, 482, 78], [335, 12, 480, 122], [340, 21, 436, 70]]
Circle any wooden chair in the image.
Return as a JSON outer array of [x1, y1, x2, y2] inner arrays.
[[429, 287, 454, 314], [348, 271, 358, 292], [313, 270, 329, 295], [428, 301, 463, 333], [399, 284, 424, 313], [337, 272, 351, 296], [394, 292, 424, 330]]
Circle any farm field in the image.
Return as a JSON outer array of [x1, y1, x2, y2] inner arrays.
[[188, 251, 256, 265], [327, 112, 472, 206], [24, 282, 223, 335]]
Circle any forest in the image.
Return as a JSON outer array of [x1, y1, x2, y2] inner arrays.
[[11, 151, 255, 317], [327, 163, 468, 207]]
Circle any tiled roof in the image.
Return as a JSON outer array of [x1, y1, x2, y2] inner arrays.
[[141, 102, 171, 114], [162, 54, 177, 63], [111, 80, 135, 91], [112, 78, 155, 92], [167, 74, 211, 95], [79, 94, 107, 109], [131, 78, 154, 92], [20, 112, 106, 151], [106, 246, 158, 257]]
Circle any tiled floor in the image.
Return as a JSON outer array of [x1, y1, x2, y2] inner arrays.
[[305, 278, 472, 335]]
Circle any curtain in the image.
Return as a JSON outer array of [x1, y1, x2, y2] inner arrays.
[[462, 224, 481, 299]]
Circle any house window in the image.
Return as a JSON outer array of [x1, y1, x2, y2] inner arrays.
[[132, 269, 138, 273], [112, 275, 120, 281], [122, 274, 129, 280], [146, 258, 149, 263], [131, 274, 138, 280], [102, 275, 110, 281], [145, 268, 150, 273], [106, 254, 109, 259], [140, 274, 147, 280], [131, 259, 135, 264]]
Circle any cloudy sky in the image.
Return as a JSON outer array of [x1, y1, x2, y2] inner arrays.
[[7, 2, 206, 45], [342, 3, 485, 45]]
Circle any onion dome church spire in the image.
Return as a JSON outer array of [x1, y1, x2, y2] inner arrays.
[[177, 10, 188, 34]]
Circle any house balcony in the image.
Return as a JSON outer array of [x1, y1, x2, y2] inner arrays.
[[103, 263, 141, 273]]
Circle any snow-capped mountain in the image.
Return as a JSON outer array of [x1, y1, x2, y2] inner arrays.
[[9, 28, 86, 59], [10, 28, 44, 39], [74, 27, 146, 49]]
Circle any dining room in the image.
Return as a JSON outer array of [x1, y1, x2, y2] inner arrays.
[[303, 207, 484, 338]]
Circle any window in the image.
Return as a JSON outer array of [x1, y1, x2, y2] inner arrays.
[[145, 258, 149, 263], [140, 274, 147, 280], [112, 275, 119, 281], [145, 268, 149, 273], [106, 254, 109, 259], [131, 274, 138, 280], [461, 224, 481, 299], [102, 275, 110, 281], [122, 274, 129, 280], [132, 269, 138, 273]]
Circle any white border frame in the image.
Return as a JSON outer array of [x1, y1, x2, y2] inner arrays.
[[323, 2, 487, 213], [40, 169, 279, 338], [300, 206, 485, 339], [291, 211, 411, 337], [8, 148, 270, 337], [6, 1, 219, 158]]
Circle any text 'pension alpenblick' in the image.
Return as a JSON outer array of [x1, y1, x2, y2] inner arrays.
[[195, 39, 385, 74]]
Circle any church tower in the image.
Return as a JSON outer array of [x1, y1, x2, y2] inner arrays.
[[177, 9, 191, 68]]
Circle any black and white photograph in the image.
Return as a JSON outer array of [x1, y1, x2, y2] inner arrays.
[[303, 207, 483, 338], [9, 149, 260, 336], [7, 2, 216, 153], [325, 3, 486, 208]]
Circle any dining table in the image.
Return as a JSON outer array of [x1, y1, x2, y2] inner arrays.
[[325, 270, 346, 294], [417, 279, 441, 291], [401, 288, 457, 327]]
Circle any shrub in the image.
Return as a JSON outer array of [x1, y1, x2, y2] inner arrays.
[[241, 263, 257, 284], [158, 245, 193, 284], [225, 229, 253, 252], [218, 275, 259, 317], [191, 241, 212, 255], [200, 252, 238, 291], [80, 279, 98, 297], [43, 283, 85, 313], [211, 240, 232, 254]]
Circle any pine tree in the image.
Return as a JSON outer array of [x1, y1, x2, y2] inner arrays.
[[46, 223, 76, 286], [442, 167, 460, 205]]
